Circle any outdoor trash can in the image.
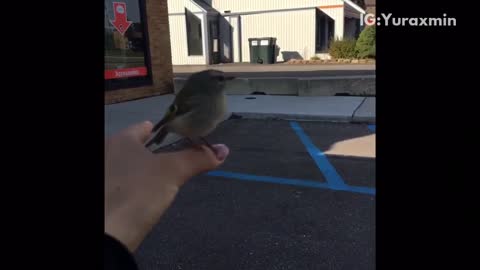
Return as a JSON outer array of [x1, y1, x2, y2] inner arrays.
[[248, 37, 276, 64]]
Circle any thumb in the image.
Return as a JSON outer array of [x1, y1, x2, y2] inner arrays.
[[159, 144, 230, 185]]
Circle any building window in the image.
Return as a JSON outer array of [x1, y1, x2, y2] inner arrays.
[[315, 9, 335, 53], [104, 0, 152, 90], [344, 17, 361, 39], [185, 8, 203, 56]]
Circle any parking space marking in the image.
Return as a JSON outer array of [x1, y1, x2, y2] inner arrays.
[[345, 185, 375, 195], [289, 121, 375, 195], [368, 125, 376, 132], [206, 170, 375, 195], [289, 121, 348, 190], [207, 171, 329, 189], [205, 121, 376, 196]]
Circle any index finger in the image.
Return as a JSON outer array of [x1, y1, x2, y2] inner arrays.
[[124, 121, 154, 143]]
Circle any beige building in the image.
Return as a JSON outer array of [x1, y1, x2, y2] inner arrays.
[[167, 0, 366, 65], [365, 0, 376, 14]]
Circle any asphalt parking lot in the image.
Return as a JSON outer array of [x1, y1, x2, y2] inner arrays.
[[134, 119, 376, 270]]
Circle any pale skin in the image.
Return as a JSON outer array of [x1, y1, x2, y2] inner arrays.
[[105, 121, 229, 252]]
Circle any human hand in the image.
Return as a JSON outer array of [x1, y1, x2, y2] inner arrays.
[[105, 121, 229, 252]]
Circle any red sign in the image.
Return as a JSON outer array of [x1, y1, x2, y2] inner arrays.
[[105, 67, 148, 79], [110, 2, 132, 35]]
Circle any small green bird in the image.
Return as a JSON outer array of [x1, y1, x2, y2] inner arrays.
[[145, 69, 234, 153]]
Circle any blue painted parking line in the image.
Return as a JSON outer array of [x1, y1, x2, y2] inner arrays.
[[289, 121, 376, 195], [368, 125, 376, 132], [207, 170, 375, 195], [289, 121, 348, 190], [206, 121, 376, 196], [207, 171, 329, 189], [345, 185, 376, 195]]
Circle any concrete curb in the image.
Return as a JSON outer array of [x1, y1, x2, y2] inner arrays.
[[174, 76, 375, 96], [225, 95, 375, 123], [352, 97, 376, 123], [229, 112, 364, 122]]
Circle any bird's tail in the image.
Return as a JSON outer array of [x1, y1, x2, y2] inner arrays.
[[145, 104, 177, 152]]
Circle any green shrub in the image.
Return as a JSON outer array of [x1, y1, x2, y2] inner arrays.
[[310, 56, 320, 60], [368, 44, 375, 58], [356, 26, 376, 58], [329, 39, 357, 59]]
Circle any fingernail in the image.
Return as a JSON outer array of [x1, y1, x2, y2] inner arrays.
[[212, 144, 229, 161]]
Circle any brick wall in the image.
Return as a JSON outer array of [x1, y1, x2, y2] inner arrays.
[[105, 0, 174, 104]]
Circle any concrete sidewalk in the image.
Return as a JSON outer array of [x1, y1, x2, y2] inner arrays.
[[105, 95, 375, 136], [173, 64, 375, 74]]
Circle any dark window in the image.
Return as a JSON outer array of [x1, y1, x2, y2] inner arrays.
[[354, 18, 361, 38], [185, 8, 203, 56], [315, 9, 335, 53], [344, 17, 361, 39], [104, 0, 152, 90]]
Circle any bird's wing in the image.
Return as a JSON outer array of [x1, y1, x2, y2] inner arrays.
[[151, 87, 201, 134], [152, 103, 177, 132], [145, 90, 201, 149], [173, 88, 204, 117], [145, 103, 178, 149]]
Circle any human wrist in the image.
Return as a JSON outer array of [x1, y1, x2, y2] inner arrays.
[[105, 197, 157, 251]]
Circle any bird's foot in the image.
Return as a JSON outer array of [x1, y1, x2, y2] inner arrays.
[[185, 137, 205, 151], [199, 137, 217, 155]]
